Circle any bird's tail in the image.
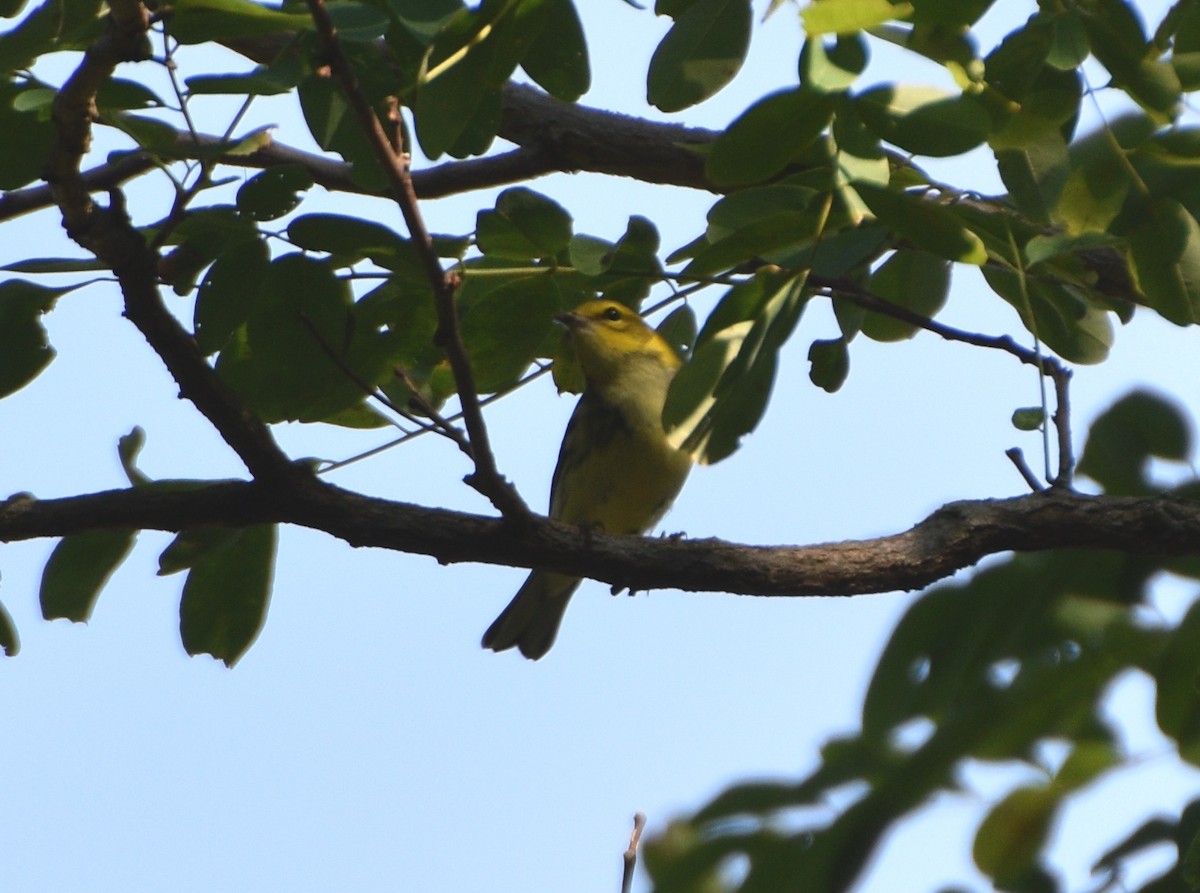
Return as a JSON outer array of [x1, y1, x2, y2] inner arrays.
[[481, 571, 581, 660]]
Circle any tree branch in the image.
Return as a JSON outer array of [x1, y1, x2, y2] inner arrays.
[[304, 0, 526, 519], [4, 483, 1200, 599], [43, 1, 305, 487]]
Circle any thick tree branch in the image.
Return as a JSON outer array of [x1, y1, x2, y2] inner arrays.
[[43, 2, 305, 487], [4, 484, 1200, 598]]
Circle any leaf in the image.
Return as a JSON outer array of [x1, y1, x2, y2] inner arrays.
[[415, 1, 550, 157], [981, 265, 1113, 365], [179, 524, 276, 666], [235, 164, 313, 221], [0, 597, 17, 657], [520, 0, 590, 101], [298, 73, 386, 192], [707, 88, 834, 187], [475, 187, 574, 260], [1157, 597, 1200, 766], [856, 86, 992, 157], [459, 274, 564, 393], [808, 337, 849, 392], [800, 32, 869, 92], [647, 0, 751, 112], [0, 279, 78, 397], [973, 786, 1057, 887], [1012, 407, 1045, 431], [0, 83, 55, 189], [855, 183, 988, 265], [0, 0, 104, 76], [1078, 0, 1181, 120], [802, 0, 911, 36], [158, 527, 242, 576], [218, 254, 395, 422], [1124, 197, 1200, 326], [40, 530, 138, 622], [166, 0, 310, 45], [665, 271, 807, 464], [1077, 389, 1191, 496], [995, 131, 1071, 226], [287, 213, 425, 273], [860, 250, 950, 341], [195, 239, 271, 354], [185, 56, 306, 96], [389, 0, 461, 45]]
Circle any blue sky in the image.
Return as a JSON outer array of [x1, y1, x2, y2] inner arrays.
[[3, 2, 1200, 891]]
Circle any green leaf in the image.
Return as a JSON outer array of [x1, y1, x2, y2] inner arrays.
[[861, 250, 950, 341], [298, 73, 387, 192], [808, 337, 849, 392], [179, 524, 276, 666], [707, 88, 834, 187], [520, 0, 590, 101], [647, 0, 751, 112], [0, 83, 55, 189], [166, 0, 310, 45], [1078, 0, 1181, 120], [158, 527, 242, 576], [218, 254, 394, 422], [0, 597, 18, 657], [195, 239, 271, 354], [855, 183, 988, 265], [389, 0, 461, 44], [0, 279, 81, 397], [287, 213, 424, 272], [1156, 598, 1200, 765], [415, 1, 550, 157], [973, 787, 1057, 887], [657, 304, 698, 359], [40, 530, 138, 622], [1124, 197, 1200, 326], [995, 131, 1071, 226], [1012, 407, 1045, 431], [476, 187, 574, 260], [856, 86, 991, 157], [665, 271, 807, 463], [1077, 389, 1191, 496], [460, 273, 563, 393], [185, 56, 306, 96], [800, 32, 869, 92], [0, 0, 105, 76], [802, 0, 910, 36], [981, 265, 1113, 365], [235, 164, 313, 221]]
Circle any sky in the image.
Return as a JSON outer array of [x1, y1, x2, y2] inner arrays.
[[3, 1, 1200, 892]]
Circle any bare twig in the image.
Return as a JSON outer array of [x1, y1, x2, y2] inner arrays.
[[813, 274, 1076, 486], [621, 813, 647, 893], [304, 0, 527, 519], [1006, 448, 1046, 493]]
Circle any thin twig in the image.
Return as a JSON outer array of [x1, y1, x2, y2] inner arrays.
[[319, 365, 553, 475], [304, 0, 527, 519], [813, 274, 1076, 486], [621, 813, 647, 893], [1006, 448, 1046, 493]]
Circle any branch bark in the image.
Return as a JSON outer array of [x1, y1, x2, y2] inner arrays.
[[4, 483, 1199, 599]]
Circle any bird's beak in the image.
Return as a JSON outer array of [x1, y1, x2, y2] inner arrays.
[[554, 310, 586, 330]]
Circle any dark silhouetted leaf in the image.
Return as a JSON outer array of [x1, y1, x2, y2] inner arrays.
[[40, 530, 138, 622]]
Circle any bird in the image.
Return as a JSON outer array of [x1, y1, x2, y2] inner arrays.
[[481, 299, 693, 660]]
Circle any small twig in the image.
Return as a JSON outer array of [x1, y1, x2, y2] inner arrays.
[[621, 812, 647, 893], [319, 365, 553, 475], [393, 368, 475, 454], [1006, 448, 1046, 492], [814, 274, 1077, 486], [304, 0, 527, 519]]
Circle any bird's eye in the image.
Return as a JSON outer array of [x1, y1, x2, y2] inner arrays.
[[602, 306, 622, 321]]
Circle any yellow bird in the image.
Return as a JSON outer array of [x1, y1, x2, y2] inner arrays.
[[482, 299, 693, 659]]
